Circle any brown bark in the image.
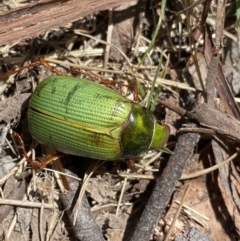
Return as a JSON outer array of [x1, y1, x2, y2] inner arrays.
[[0, 0, 139, 46]]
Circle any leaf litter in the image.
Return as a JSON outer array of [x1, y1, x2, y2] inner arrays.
[[0, 0, 240, 240]]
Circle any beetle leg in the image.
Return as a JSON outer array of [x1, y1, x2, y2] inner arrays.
[[0, 61, 39, 81], [39, 57, 66, 76], [12, 132, 65, 169], [2, 58, 65, 82], [126, 159, 135, 170], [69, 67, 120, 89], [36, 153, 66, 169]]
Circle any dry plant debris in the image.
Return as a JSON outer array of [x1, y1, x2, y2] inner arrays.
[[0, 0, 240, 241]]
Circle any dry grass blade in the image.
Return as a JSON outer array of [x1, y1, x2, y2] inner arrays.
[[1, 0, 240, 240]]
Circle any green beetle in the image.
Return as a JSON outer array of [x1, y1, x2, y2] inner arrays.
[[28, 76, 169, 160]]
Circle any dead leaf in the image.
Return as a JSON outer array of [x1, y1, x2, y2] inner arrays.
[[0, 93, 31, 126]]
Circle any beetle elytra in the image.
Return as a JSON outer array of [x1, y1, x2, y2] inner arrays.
[[28, 76, 169, 160]]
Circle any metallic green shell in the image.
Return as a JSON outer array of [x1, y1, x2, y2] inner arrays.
[[28, 76, 131, 160], [28, 76, 169, 160], [121, 104, 169, 157]]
